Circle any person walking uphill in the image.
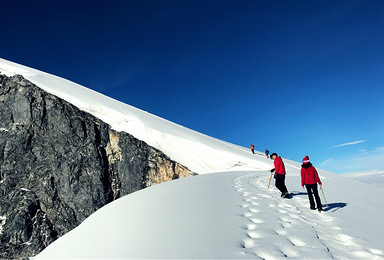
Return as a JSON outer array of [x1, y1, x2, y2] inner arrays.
[[250, 144, 255, 154], [270, 153, 290, 198], [301, 156, 323, 212]]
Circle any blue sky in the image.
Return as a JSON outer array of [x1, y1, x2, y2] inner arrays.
[[1, 0, 383, 173]]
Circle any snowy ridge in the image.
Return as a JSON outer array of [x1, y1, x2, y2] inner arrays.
[[0, 58, 271, 174]]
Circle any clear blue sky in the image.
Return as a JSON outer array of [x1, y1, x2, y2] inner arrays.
[[1, 0, 383, 173]]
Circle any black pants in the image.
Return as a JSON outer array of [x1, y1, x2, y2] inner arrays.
[[275, 174, 288, 194], [305, 184, 322, 210]]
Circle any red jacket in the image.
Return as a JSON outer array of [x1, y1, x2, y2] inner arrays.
[[301, 163, 322, 186], [274, 156, 286, 175]]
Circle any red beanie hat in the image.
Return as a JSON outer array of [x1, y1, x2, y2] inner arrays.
[[302, 156, 310, 164]]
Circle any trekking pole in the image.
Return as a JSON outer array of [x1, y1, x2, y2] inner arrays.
[[320, 186, 328, 207], [267, 172, 273, 189]]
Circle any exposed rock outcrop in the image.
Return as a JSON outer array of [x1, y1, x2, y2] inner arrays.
[[0, 74, 194, 259]]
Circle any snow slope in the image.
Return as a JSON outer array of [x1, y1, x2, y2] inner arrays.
[[36, 170, 384, 259], [0, 58, 270, 174], [344, 170, 384, 189], [1, 58, 383, 259]]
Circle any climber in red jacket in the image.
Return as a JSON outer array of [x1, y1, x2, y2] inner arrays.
[[270, 153, 290, 198], [301, 155, 323, 212], [250, 144, 255, 154]]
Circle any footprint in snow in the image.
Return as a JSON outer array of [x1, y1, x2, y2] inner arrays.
[[288, 237, 307, 247], [247, 231, 263, 239], [248, 208, 260, 213], [245, 223, 257, 231], [250, 218, 264, 224], [274, 228, 288, 236], [242, 212, 253, 217], [368, 248, 384, 256], [241, 238, 256, 249]]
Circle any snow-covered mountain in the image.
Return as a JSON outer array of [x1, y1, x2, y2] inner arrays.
[[1, 58, 383, 259], [0, 58, 271, 175], [0, 59, 195, 258]]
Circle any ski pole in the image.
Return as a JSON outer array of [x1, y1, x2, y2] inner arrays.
[[320, 186, 328, 207], [268, 172, 273, 189]]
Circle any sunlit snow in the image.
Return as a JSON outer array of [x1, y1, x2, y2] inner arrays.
[[1, 58, 383, 259]]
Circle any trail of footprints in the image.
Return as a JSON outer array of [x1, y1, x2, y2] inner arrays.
[[233, 173, 384, 260]]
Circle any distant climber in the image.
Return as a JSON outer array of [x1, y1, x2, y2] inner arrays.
[[265, 149, 270, 158], [301, 156, 323, 212], [250, 144, 255, 154], [270, 153, 290, 198]]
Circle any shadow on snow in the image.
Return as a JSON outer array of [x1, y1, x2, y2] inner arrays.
[[324, 202, 348, 212], [290, 191, 307, 197], [290, 191, 348, 212]]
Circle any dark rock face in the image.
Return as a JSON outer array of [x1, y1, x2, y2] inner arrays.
[[0, 74, 194, 259]]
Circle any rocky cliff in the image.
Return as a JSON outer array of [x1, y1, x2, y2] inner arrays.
[[0, 74, 194, 259]]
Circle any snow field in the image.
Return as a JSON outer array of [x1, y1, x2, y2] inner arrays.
[[36, 172, 248, 259], [36, 171, 384, 259], [234, 173, 384, 259], [344, 170, 384, 189]]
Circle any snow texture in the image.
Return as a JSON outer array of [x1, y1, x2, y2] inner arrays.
[[344, 170, 384, 189], [1, 58, 383, 259], [36, 171, 384, 259]]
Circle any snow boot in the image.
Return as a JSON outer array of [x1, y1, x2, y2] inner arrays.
[[283, 192, 290, 199]]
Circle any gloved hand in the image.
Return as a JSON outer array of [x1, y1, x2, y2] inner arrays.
[[270, 168, 275, 173]]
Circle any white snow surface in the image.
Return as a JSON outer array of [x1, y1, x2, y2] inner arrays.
[[1, 58, 383, 259], [344, 170, 384, 189], [37, 170, 384, 259], [0, 58, 270, 174]]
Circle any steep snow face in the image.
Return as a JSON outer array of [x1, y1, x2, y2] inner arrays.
[[0, 58, 270, 174], [36, 171, 384, 259]]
